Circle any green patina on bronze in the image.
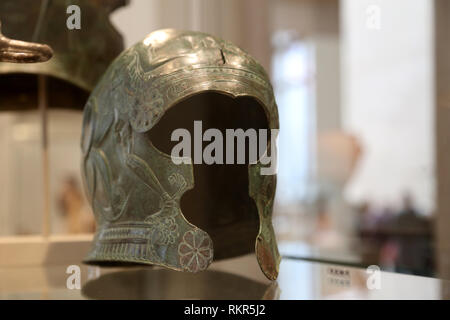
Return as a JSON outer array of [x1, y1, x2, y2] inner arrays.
[[81, 29, 281, 280]]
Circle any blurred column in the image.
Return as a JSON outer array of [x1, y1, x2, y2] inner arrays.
[[271, 0, 340, 132], [0, 115, 13, 235], [270, 0, 346, 244], [435, 0, 450, 297]]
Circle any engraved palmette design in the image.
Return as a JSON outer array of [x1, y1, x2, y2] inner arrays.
[[82, 29, 280, 279]]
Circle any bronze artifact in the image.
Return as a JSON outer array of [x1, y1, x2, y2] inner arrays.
[[0, 0, 127, 110], [0, 21, 53, 63], [82, 29, 280, 280]]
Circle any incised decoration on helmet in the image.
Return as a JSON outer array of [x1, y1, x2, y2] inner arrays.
[[82, 29, 280, 280]]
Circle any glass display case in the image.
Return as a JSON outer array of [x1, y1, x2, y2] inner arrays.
[[0, 0, 449, 301]]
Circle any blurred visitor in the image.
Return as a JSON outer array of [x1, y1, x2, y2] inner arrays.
[[357, 193, 434, 276]]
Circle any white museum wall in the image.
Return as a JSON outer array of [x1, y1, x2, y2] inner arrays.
[[340, 0, 435, 215]]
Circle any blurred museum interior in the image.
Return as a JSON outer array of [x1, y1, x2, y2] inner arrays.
[[1, 0, 450, 297]]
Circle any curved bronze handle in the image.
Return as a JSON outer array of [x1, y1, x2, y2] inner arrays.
[[0, 21, 53, 63]]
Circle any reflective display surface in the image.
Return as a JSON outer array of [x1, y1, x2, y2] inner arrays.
[[1, 254, 448, 300], [0, 0, 449, 286]]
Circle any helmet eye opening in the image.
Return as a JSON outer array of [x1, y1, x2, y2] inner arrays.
[[146, 91, 270, 260]]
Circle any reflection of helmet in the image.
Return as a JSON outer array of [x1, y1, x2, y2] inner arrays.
[[0, 0, 126, 110], [82, 269, 279, 299], [81, 29, 280, 280]]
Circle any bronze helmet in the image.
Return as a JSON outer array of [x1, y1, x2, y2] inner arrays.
[[81, 29, 280, 280], [0, 0, 127, 110]]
